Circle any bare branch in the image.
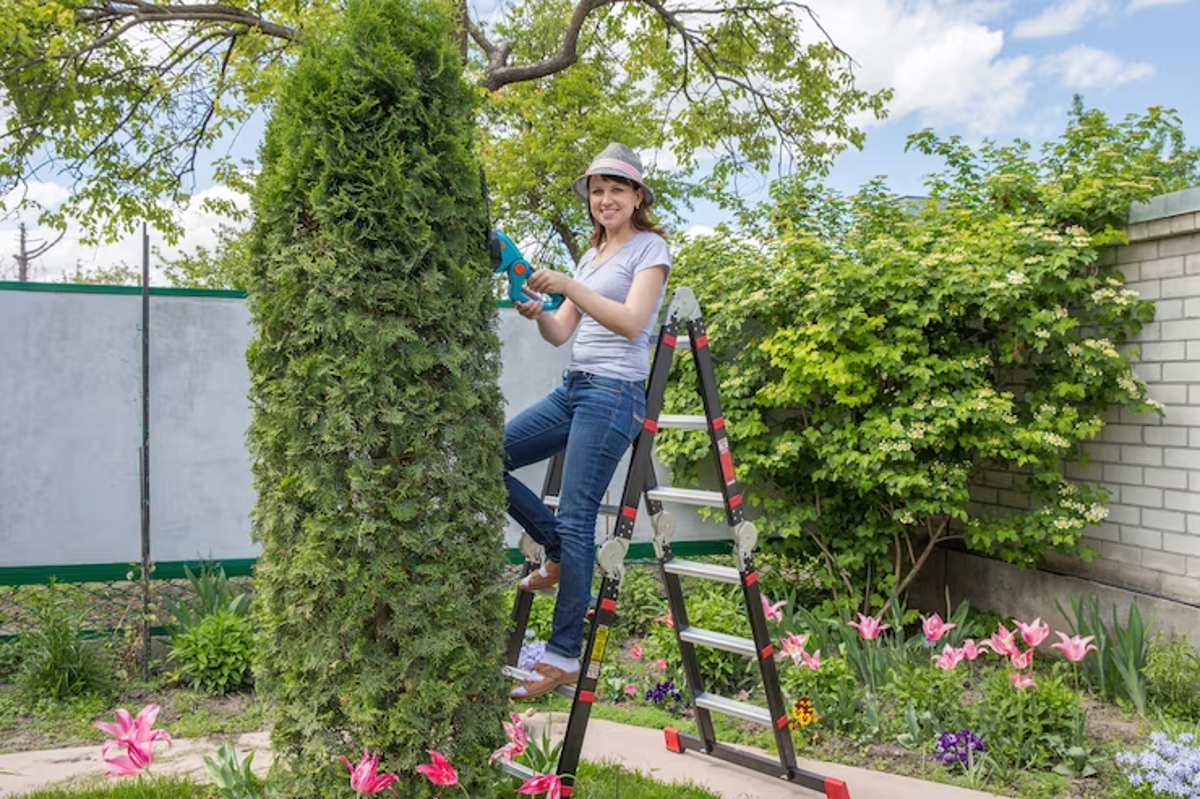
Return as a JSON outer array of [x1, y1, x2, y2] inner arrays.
[[478, 0, 615, 91]]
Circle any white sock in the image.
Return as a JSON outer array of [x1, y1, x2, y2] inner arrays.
[[540, 651, 579, 673]]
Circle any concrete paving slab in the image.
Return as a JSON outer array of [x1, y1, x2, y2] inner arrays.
[[0, 719, 1006, 799]]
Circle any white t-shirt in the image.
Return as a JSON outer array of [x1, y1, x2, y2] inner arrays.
[[568, 231, 671, 382]]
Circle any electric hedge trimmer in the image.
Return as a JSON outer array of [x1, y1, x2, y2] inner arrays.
[[488, 229, 562, 310]]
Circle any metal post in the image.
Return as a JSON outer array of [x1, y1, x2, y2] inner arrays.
[[140, 223, 151, 681]]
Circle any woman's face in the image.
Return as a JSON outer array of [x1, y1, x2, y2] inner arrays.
[[588, 175, 643, 232]]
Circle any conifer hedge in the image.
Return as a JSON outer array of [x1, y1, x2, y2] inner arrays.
[[245, 1, 508, 795]]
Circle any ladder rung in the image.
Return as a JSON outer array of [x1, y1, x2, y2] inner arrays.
[[646, 486, 725, 508], [679, 626, 757, 658], [694, 692, 772, 726], [501, 665, 577, 699], [542, 496, 620, 516], [497, 758, 536, 781], [662, 558, 741, 584], [658, 414, 708, 430]]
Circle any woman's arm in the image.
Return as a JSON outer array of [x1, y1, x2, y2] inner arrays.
[[525, 265, 668, 341], [514, 297, 582, 347]]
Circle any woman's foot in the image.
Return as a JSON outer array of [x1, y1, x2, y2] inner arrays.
[[510, 662, 580, 699], [518, 561, 560, 592]]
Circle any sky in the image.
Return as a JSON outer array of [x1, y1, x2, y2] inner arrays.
[[1, 0, 1197, 281]]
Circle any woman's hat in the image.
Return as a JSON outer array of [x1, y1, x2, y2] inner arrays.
[[571, 142, 654, 207]]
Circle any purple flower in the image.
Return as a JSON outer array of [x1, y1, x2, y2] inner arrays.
[[519, 638, 547, 672], [935, 729, 986, 767], [1118, 732, 1200, 797]]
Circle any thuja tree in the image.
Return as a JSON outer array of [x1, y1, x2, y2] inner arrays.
[[245, 1, 507, 796], [659, 102, 1198, 614]]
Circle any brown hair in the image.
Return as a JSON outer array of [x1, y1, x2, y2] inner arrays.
[[585, 175, 665, 248]]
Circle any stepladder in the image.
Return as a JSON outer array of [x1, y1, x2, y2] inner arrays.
[[501, 286, 851, 799]]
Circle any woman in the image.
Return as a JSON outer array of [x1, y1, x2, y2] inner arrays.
[[505, 143, 670, 699]]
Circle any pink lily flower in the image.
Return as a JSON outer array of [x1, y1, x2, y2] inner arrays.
[[934, 644, 965, 671], [656, 658, 668, 671], [1009, 671, 1037, 689], [982, 624, 1019, 658], [1010, 648, 1034, 670], [1013, 617, 1050, 648], [519, 772, 564, 799], [654, 613, 675, 629], [102, 744, 153, 777], [624, 684, 638, 697], [761, 594, 787, 623], [339, 748, 399, 795], [1050, 631, 1098, 662], [920, 613, 956, 643], [94, 705, 172, 760], [847, 612, 889, 640], [799, 649, 822, 671], [630, 644, 643, 659], [779, 632, 808, 663], [960, 639, 983, 661], [415, 750, 458, 787], [489, 712, 530, 764]]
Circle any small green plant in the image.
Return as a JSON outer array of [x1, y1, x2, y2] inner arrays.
[[780, 653, 862, 736], [204, 742, 265, 799], [165, 562, 248, 638], [612, 563, 666, 640], [1057, 594, 1151, 713], [1051, 708, 1099, 779], [169, 607, 254, 694], [884, 660, 966, 732], [15, 582, 112, 702], [971, 668, 1082, 769], [646, 580, 750, 695], [896, 701, 937, 750], [1145, 631, 1200, 720], [0, 639, 22, 682]]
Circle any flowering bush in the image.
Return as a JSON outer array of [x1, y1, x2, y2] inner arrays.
[[1118, 732, 1200, 797]]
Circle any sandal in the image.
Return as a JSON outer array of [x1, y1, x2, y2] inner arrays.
[[510, 662, 579, 700], [518, 561, 560, 592]]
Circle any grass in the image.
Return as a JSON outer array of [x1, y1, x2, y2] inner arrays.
[[12, 776, 209, 799]]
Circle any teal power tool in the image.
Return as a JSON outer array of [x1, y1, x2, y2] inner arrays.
[[488, 230, 561, 310]]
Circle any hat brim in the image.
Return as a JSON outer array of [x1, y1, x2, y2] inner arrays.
[[571, 171, 654, 207]]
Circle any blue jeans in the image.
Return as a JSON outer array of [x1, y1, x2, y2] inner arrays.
[[505, 371, 646, 659]]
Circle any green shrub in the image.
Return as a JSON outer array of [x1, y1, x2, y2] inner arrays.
[[246, 0, 508, 795], [15, 583, 112, 702], [883, 660, 965, 732], [505, 584, 555, 641], [170, 608, 255, 695], [0, 639, 22, 682], [612, 562, 666, 641], [970, 667, 1081, 769], [165, 561, 249, 638], [779, 653, 862, 737], [1145, 631, 1200, 721]]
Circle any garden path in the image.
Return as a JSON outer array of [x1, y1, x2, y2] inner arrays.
[[0, 719, 1007, 799]]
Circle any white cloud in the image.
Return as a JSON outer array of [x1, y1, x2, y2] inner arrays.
[[1012, 0, 1112, 38], [807, 1, 1034, 135], [1041, 45, 1155, 89], [0, 182, 248, 283], [1128, 0, 1189, 10]]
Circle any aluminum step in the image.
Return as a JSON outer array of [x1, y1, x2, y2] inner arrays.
[[694, 692, 772, 726], [679, 625, 757, 658], [646, 486, 725, 508], [543, 495, 619, 516], [662, 558, 741, 584], [497, 758, 536, 781], [658, 414, 708, 430], [501, 665, 576, 700]]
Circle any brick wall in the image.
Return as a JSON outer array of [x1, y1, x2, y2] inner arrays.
[[972, 189, 1200, 604]]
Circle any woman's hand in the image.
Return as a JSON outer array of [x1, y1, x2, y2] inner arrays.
[[525, 269, 572, 296], [514, 298, 544, 320]]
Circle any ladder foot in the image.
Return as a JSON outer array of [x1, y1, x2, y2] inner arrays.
[[663, 726, 683, 753], [824, 777, 851, 799]]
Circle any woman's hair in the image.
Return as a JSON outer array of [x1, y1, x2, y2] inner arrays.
[[586, 174, 665, 248]]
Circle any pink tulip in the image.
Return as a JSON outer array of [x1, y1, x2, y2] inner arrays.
[[847, 612, 889, 640], [960, 639, 983, 661], [656, 658, 668, 671], [489, 712, 530, 764], [799, 649, 821, 671], [624, 684, 638, 697], [1010, 648, 1034, 670], [1009, 671, 1036, 689], [1013, 617, 1050, 648], [339, 748, 399, 795], [518, 772, 564, 799], [761, 595, 787, 623], [415, 750, 458, 787], [630, 644, 643, 659], [982, 624, 1019, 658], [779, 632, 808, 663], [654, 613, 675, 629], [934, 644, 965, 671], [921, 613, 956, 642], [1050, 631, 1098, 662]]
